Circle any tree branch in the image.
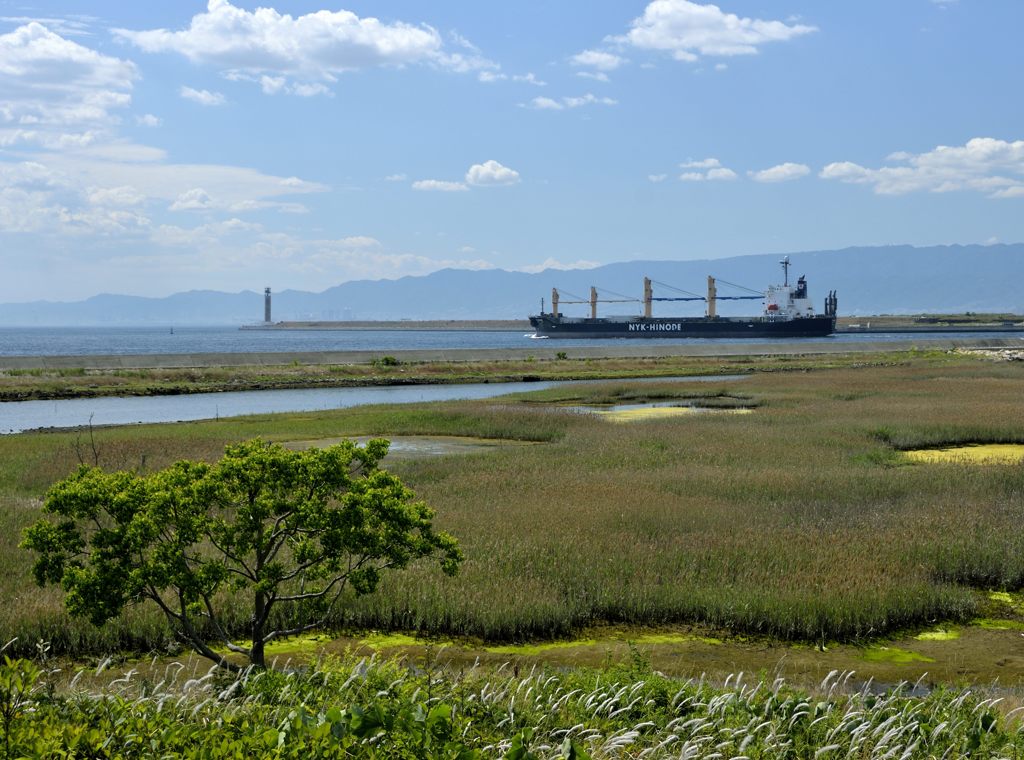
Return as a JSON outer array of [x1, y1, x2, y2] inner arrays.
[[206, 534, 256, 580], [273, 569, 353, 604], [265, 573, 356, 642], [277, 553, 328, 583], [200, 592, 249, 656]]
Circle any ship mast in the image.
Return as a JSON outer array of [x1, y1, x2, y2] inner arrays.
[[780, 256, 790, 287]]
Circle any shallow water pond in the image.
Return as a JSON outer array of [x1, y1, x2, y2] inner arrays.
[[904, 443, 1024, 464], [282, 435, 540, 458]]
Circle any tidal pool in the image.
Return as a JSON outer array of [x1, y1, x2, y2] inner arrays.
[[904, 443, 1024, 464], [281, 435, 540, 458]]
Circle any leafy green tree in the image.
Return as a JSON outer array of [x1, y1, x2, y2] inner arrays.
[[23, 438, 461, 670]]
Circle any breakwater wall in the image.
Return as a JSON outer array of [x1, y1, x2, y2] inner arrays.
[[0, 337, 1020, 371]]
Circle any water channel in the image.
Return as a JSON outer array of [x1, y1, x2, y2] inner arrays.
[[0, 375, 747, 435]]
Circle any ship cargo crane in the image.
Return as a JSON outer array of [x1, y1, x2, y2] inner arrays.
[[549, 276, 763, 319]]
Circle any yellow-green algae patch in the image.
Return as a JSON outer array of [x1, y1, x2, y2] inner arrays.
[[484, 639, 599, 655], [216, 634, 333, 656], [860, 646, 934, 664], [914, 627, 960, 641], [626, 632, 723, 646], [987, 590, 1024, 611], [359, 632, 454, 650], [970, 618, 1024, 631], [599, 406, 753, 423], [482, 630, 724, 655], [904, 443, 1024, 465]]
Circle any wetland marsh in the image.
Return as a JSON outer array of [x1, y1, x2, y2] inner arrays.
[[3, 347, 1024, 756], [1, 350, 1022, 674]]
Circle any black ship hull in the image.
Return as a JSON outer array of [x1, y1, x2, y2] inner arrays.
[[528, 314, 836, 339]]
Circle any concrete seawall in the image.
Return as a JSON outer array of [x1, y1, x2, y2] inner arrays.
[[1, 337, 1020, 371]]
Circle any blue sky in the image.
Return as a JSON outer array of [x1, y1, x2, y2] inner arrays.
[[1, 0, 1022, 302]]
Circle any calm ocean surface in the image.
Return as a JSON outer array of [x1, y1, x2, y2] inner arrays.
[[0, 325, 1018, 357]]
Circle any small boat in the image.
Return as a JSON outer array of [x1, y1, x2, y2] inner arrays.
[[528, 257, 837, 339]]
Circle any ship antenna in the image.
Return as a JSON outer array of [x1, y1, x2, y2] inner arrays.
[[779, 256, 790, 287]]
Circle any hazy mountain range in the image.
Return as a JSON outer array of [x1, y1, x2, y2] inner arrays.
[[4, 244, 1022, 326]]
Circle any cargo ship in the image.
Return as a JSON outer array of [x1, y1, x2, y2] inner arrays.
[[528, 258, 837, 339]]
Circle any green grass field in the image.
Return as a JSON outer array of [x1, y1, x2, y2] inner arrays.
[[1, 351, 1023, 658]]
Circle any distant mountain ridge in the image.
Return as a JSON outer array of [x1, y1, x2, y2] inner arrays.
[[2, 244, 1021, 325]]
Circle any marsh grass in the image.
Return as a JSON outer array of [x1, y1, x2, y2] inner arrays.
[[2, 355, 1024, 657]]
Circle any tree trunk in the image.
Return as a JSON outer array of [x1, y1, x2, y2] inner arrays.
[[251, 591, 266, 668], [250, 636, 265, 669]]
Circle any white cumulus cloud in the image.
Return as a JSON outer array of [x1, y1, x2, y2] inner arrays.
[[677, 157, 737, 181], [0, 22, 137, 148], [748, 162, 810, 183], [820, 137, 1024, 198], [180, 86, 225, 106], [571, 49, 626, 70], [678, 158, 737, 181], [479, 71, 546, 86], [223, 71, 331, 97], [614, 0, 816, 62], [114, 0, 496, 96], [466, 160, 520, 187], [170, 188, 215, 211], [527, 96, 563, 111], [513, 72, 546, 86], [524, 93, 617, 110], [88, 185, 146, 207], [680, 157, 721, 169], [412, 179, 469, 192], [0, 144, 329, 239], [706, 167, 737, 180], [410, 160, 520, 193]]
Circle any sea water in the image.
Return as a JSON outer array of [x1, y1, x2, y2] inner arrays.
[[0, 325, 1019, 357]]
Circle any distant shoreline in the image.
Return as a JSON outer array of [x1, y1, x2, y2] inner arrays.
[[2, 336, 1021, 371], [241, 320, 530, 331]]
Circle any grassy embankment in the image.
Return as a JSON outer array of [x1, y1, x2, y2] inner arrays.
[[0, 350, 1022, 659], [837, 312, 1023, 328], [0, 350, 924, 401]]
